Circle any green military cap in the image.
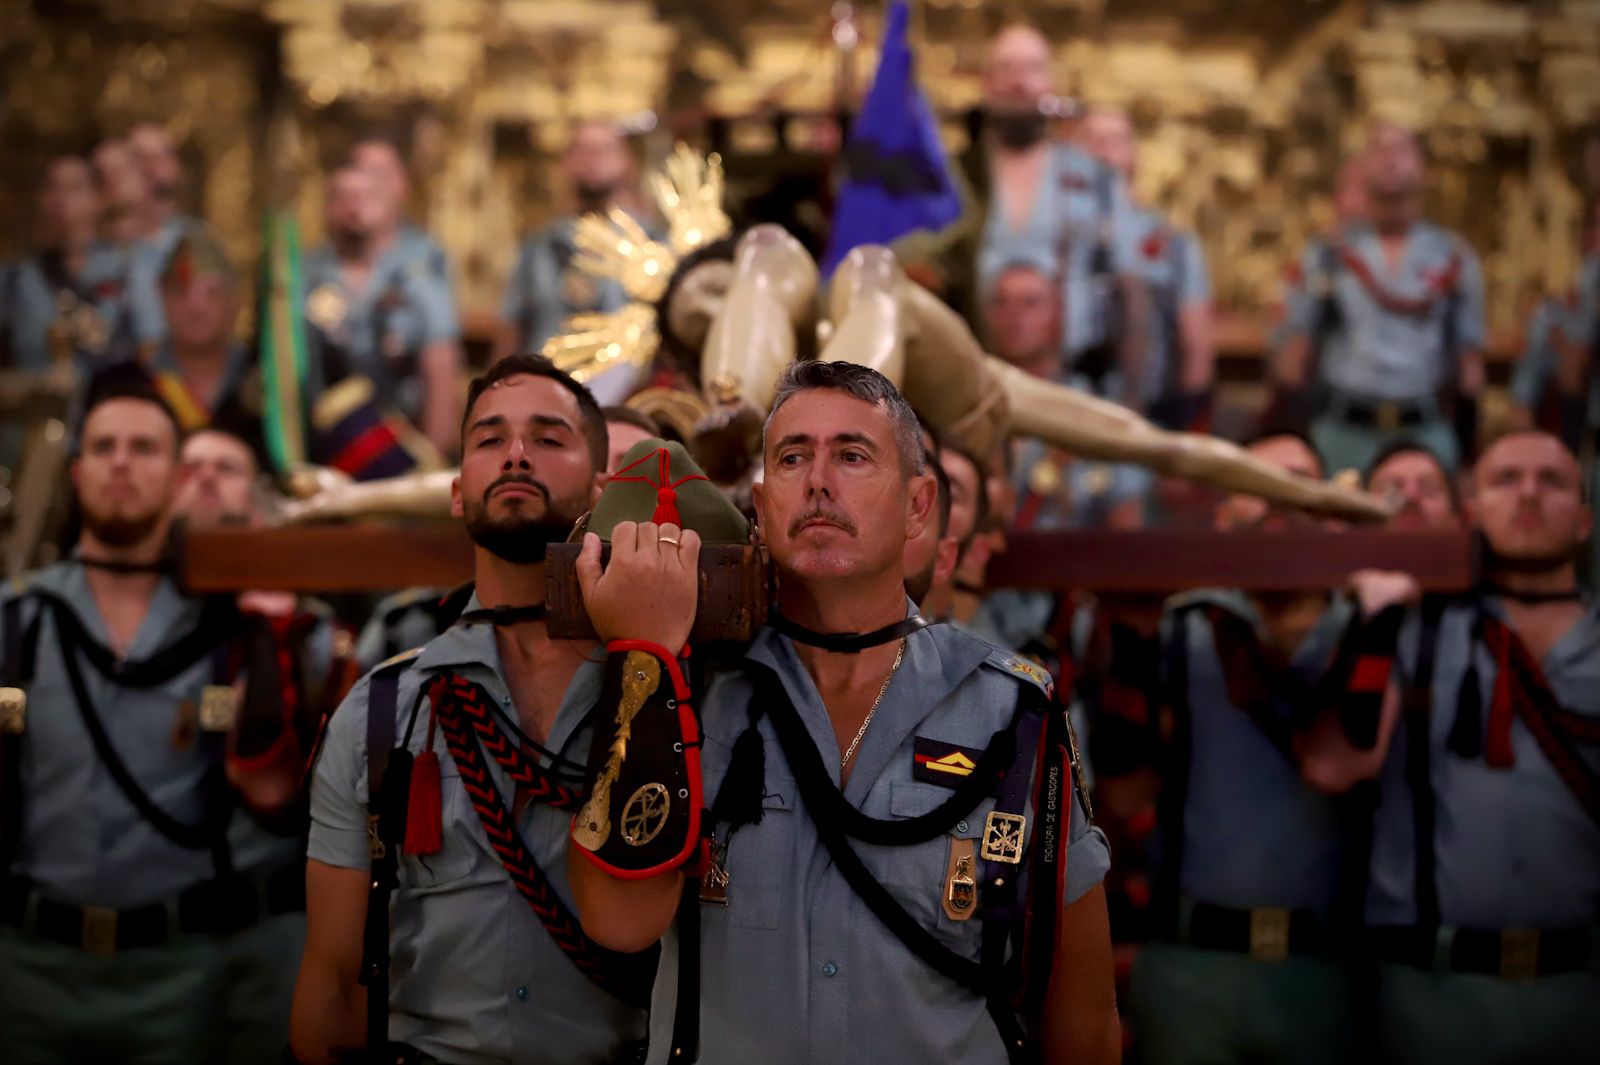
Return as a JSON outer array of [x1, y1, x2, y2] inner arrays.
[[161, 224, 236, 288], [587, 437, 749, 544]]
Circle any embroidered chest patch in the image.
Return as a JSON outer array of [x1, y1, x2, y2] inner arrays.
[[912, 737, 985, 788]]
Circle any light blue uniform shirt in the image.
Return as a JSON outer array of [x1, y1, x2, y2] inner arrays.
[[2, 564, 244, 908], [502, 216, 634, 355], [308, 602, 647, 1065], [1129, 210, 1210, 404], [643, 619, 1109, 1065], [1512, 254, 1600, 416], [0, 246, 139, 373], [977, 143, 1143, 361], [302, 238, 460, 421], [353, 586, 453, 671], [1366, 597, 1600, 930], [1162, 591, 1354, 914], [125, 214, 204, 347], [1283, 221, 1486, 401]]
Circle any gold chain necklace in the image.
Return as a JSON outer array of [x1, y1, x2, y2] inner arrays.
[[840, 638, 906, 771]]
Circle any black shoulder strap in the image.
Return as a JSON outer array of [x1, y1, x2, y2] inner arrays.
[[362, 657, 405, 1055], [1406, 597, 1447, 930], [1, 593, 40, 874], [1153, 603, 1195, 940]]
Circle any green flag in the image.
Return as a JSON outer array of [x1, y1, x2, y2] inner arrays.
[[259, 210, 309, 472]]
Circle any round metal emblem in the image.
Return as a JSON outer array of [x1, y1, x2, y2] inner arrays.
[[306, 283, 349, 332], [620, 783, 670, 847]]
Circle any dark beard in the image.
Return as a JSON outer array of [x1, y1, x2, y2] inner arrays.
[[83, 509, 166, 549], [574, 181, 618, 209], [464, 473, 587, 564], [987, 109, 1049, 150]]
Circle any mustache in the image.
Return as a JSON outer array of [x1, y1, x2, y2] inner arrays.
[[484, 472, 549, 504], [788, 504, 858, 538]]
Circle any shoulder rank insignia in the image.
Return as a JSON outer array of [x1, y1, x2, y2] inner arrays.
[[992, 651, 1054, 700], [0, 687, 26, 734], [913, 737, 984, 788], [374, 646, 424, 673]]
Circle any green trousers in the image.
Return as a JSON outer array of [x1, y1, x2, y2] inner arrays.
[[216, 911, 307, 1065], [1375, 961, 1600, 1065], [0, 925, 225, 1064], [1127, 941, 1359, 1065], [1310, 413, 1459, 478]]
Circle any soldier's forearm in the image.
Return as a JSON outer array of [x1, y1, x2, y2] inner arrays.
[[1177, 302, 1216, 393], [420, 341, 465, 459], [1042, 884, 1120, 1065]]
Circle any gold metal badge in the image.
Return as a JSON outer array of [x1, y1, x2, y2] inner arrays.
[[68, 304, 110, 355], [572, 652, 661, 852], [198, 685, 238, 733], [943, 838, 978, 921], [0, 687, 26, 734], [620, 782, 670, 847], [306, 283, 349, 332], [980, 811, 1026, 865]]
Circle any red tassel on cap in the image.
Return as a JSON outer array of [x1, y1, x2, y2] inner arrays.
[[403, 704, 444, 856]]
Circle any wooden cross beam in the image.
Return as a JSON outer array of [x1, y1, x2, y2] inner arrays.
[[178, 525, 1477, 595]]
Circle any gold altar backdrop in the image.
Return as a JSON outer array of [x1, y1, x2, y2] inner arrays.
[[2, 0, 1598, 336]]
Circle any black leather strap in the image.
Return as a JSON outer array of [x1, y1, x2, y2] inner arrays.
[[362, 661, 404, 1056], [456, 602, 548, 627], [1406, 597, 1447, 931], [767, 612, 937, 654]]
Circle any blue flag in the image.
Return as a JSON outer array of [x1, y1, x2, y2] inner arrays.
[[821, 0, 962, 277]]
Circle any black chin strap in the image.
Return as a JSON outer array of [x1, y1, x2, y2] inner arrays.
[[455, 602, 548, 627], [767, 611, 937, 653], [76, 554, 174, 576], [1481, 585, 1584, 605]]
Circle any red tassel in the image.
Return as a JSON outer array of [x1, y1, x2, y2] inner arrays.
[[404, 751, 443, 856], [1484, 626, 1517, 769], [652, 486, 681, 526]]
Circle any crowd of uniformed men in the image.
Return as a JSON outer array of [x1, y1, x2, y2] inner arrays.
[[0, 19, 1597, 1065]]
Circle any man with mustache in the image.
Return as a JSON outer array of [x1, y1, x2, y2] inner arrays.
[[0, 374, 320, 1063], [1364, 441, 1460, 531], [570, 361, 1117, 1064], [1116, 431, 1403, 1065], [954, 25, 1150, 409], [292, 354, 650, 1065], [1310, 431, 1600, 1064]]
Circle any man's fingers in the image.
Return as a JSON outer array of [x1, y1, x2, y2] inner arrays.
[[576, 532, 602, 599], [657, 522, 684, 553], [636, 521, 659, 554], [612, 521, 638, 556], [677, 529, 703, 571]]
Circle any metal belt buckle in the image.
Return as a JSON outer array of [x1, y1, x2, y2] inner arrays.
[[199, 685, 238, 733], [0, 687, 25, 734], [1375, 401, 1402, 433], [1499, 928, 1539, 980], [1249, 907, 1291, 962], [81, 905, 118, 955]]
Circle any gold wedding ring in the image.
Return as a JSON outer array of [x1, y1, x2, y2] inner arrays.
[[659, 536, 681, 547]]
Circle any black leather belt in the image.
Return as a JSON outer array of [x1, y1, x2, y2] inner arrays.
[[1370, 925, 1593, 979], [0, 863, 305, 953], [1183, 901, 1326, 961], [1327, 394, 1431, 431]]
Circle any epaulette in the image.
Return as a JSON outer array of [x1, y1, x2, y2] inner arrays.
[[983, 646, 1054, 700], [373, 646, 423, 675]]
